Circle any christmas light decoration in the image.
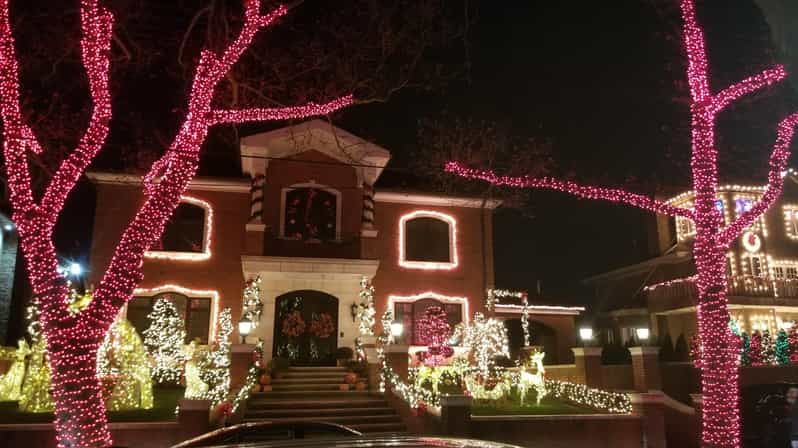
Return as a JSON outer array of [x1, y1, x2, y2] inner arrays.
[[200, 308, 233, 406], [357, 277, 376, 336], [761, 329, 775, 365], [0, 0, 352, 445], [398, 210, 458, 270], [517, 351, 546, 406], [231, 341, 264, 413], [446, 1, 798, 443], [388, 292, 470, 324], [96, 315, 154, 411], [143, 298, 186, 385], [789, 326, 798, 364], [461, 312, 509, 379], [133, 285, 220, 341], [521, 294, 530, 347], [183, 341, 209, 399], [749, 331, 764, 366], [144, 196, 213, 261], [783, 205, 798, 240], [20, 336, 54, 413], [242, 276, 263, 329], [775, 329, 790, 365], [0, 339, 29, 400], [740, 332, 751, 367], [544, 380, 632, 414], [416, 306, 451, 367]]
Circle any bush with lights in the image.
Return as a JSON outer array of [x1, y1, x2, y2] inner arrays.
[[97, 314, 154, 411], [143, 298, 186, 385], [0, 339, 29, 401], [775, 329, 790, 366], [199, 308, 233, 406]]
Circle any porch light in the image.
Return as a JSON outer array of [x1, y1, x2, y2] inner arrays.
[[635, 328, 650, 342], [579, 327, 594, 341], [238, 316, 253, 344], [390, 321, 404, 342]]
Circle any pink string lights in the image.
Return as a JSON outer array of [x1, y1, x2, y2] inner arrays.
[[0, 1, 352, 447], [448, 1, 798, 446]]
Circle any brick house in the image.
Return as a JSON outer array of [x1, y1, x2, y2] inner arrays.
[[87, 120, 579, 365], [584, 175, 798, 347]]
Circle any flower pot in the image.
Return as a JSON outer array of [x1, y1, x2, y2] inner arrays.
[[344, 372, 358, 385], [339, 384, 350, 391], [355, 382, 367, 391]]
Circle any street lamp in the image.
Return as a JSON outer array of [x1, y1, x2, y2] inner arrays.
[[239, 316, 253, 344], [68, 262, 83, 277], [635, 328, 650, 344]]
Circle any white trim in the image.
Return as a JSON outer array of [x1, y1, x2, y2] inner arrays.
[[399, 210, 458, 270], [86, 172, 250, 193], [279, 183, 342, 241], [387, 291, 470, 324], [145, 196, 212, 261], [494, 304, 585, 316], [131, 284, 221, 342], [246, 223, 267, 232], [375, 191, 501, 209]]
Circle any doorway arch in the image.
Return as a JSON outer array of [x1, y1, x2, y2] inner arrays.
[[273, 290, 339, 366]]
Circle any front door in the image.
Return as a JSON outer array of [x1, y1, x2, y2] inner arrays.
[[273, 290, 339, 366]]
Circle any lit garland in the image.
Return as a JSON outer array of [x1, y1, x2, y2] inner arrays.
[[242, 276, 264, 329], [231, 341, 264, 413], [0, 0, 352, 445], [0, 339, 29, 401], [446, 0, 798, 443], [97, 315, 154, 411], [357, 277, 376, 336], [545, 380, 632, 414], [143, 298, 186, 385], [200, 308, 233, 406]]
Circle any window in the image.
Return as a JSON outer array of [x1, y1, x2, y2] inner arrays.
[[784, 205, 798, 240], [394, 298, 463, 345], [281, 186, 340, 241], [741, 255, 765, 277], [146, 196, 212, 260], [774, 265, 798, 280], [127, 293, 212, 343], [399, 211, 458, 270], [676, 216, 695, 241]]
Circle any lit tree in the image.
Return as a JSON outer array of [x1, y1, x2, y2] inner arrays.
[[0, 1, 353, 446], [200, 308, 233, 406], [461, 313, 509, 379], [749, 331, 764, 367], [775, 329, 790, 366], [761, 329, 775, 365], [97, 315, 154, 411], [242, 277, 263, 329], [446, 1, 798, 445], [789, 325, 798, 363], [357, 277, 376, 337], [416, 306, 451, 367], [143, 298, 186, 385]]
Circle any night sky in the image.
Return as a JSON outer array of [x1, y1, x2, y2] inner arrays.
[[45, 1, 798, 305]]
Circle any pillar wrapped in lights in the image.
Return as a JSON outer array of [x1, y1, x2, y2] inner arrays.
[[0, 1, 353, 446], [446, 1, 798, 445]]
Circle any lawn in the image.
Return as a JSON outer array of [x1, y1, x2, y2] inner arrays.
[[471, 396, 601, 416], [0, 387, 184, 424]]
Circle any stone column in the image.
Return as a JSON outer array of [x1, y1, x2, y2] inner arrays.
[[571, 347, 603, 388], [385, 344, 410, 383], [249, 174, 266, 222], [360, 183, 378, 259], [230, 344, 256, 389], [630, 346, 661, 392], [177, 399, 211, 442], [630, 392, 667, 448], [440, 395, 473, 437]]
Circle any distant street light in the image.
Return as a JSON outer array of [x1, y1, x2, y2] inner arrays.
[[68, 263, 83, 277]]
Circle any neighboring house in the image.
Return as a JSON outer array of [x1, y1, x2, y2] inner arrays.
[[0, 207, 18, 345], [87, 120, 580, 365], [584, 175, 798, 346]]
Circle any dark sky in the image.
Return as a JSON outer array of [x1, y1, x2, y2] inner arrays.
[[48, 0, 798, 304]]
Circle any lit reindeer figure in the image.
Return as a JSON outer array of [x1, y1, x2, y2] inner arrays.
[[518, 351, 547, 406]]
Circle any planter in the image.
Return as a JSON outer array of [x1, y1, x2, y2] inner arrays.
[[355, 382, 367, 391], [339, 384, 350, 391]]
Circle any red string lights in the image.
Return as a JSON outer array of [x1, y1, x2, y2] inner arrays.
[[448, 1, 798, 446], [0, 1, 352, 446]]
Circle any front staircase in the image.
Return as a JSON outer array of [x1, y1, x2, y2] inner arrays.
[[243, 366, 406, 434]]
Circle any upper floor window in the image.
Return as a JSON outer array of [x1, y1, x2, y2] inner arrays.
[[740, 254, 765, 277], [783, 205, 798, 240], [146, 196, 212, 261], [676, 216, 695, 241], [399, 211, 458, 270], [281, 185, 340, 242], [127, 292, 213, 344], [774, 265, 798, 280]]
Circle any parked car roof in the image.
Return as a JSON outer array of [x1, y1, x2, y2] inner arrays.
[[171, 421, 362, 448], [179, 434, 523, 448]]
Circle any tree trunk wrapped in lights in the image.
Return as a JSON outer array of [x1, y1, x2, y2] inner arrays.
[[446, 1, 798, 445], [0, 1, 353, 446]]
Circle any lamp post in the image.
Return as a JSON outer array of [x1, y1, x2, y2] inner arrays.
[[390, 321, 404, 344], [239, 316, 253, 344]]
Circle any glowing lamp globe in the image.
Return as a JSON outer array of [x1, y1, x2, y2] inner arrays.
[[390, 322, 404, 338], [579, 327, 594, 341], [635, 328, 650, 342], [238, 316, 253, 343], [68, 263, 83, 277]]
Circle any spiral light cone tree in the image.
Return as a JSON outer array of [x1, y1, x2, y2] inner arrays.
[[447, 1, 798, 446], [0, 1, 352, 446]]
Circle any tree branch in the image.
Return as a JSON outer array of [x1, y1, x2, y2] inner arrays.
[[680, 0, 711, 103], [717, 112, 798, 247], [713, 65, 787, 113], [445, 161, 694, 219], [209, 94, 354, 124]]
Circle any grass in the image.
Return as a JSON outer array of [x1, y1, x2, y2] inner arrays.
[[0, 387, 184, 424], [471, 396, 600, 416]]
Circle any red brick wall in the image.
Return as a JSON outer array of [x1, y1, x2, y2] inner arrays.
[[88, 183, 251, 338], [371, 201, 494, 329]]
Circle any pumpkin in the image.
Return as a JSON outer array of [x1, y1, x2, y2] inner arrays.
[[344, 372, 358, 385], [259, 374, 271, 386]]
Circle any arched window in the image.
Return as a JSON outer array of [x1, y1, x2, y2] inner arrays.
[[146, 196, 212, 260], [399, 211, 457, 270], [280, 185, 341, 241], [127, 292, 213, 344], [389, 292, 467, 345]]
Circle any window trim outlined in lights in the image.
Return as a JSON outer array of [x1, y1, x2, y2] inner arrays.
[[399, 210, 458, 270], [131, 284, 220, 342], [144, 195, 213, 261]]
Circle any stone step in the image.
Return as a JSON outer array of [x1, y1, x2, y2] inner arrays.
[[247, 399, 389, 410], [271, 383, 351, 391], [347, 422, 407, 433], [278, 372, 351, 379], [245, 407, 396, 418], [251, 390, 376, 399], [271, 377, 364, 385], [287, 366, 347, 371], [243, 414, 401, 425]]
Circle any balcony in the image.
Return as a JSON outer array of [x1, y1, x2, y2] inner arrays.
[[645, 276, 798, 312]]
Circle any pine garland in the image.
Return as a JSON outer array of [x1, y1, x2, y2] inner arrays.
[[761, 329, 775, 365], [749, 331, 764, 366]]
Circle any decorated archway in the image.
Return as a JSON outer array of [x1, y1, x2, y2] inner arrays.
[[273, 290, 339, 366]]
